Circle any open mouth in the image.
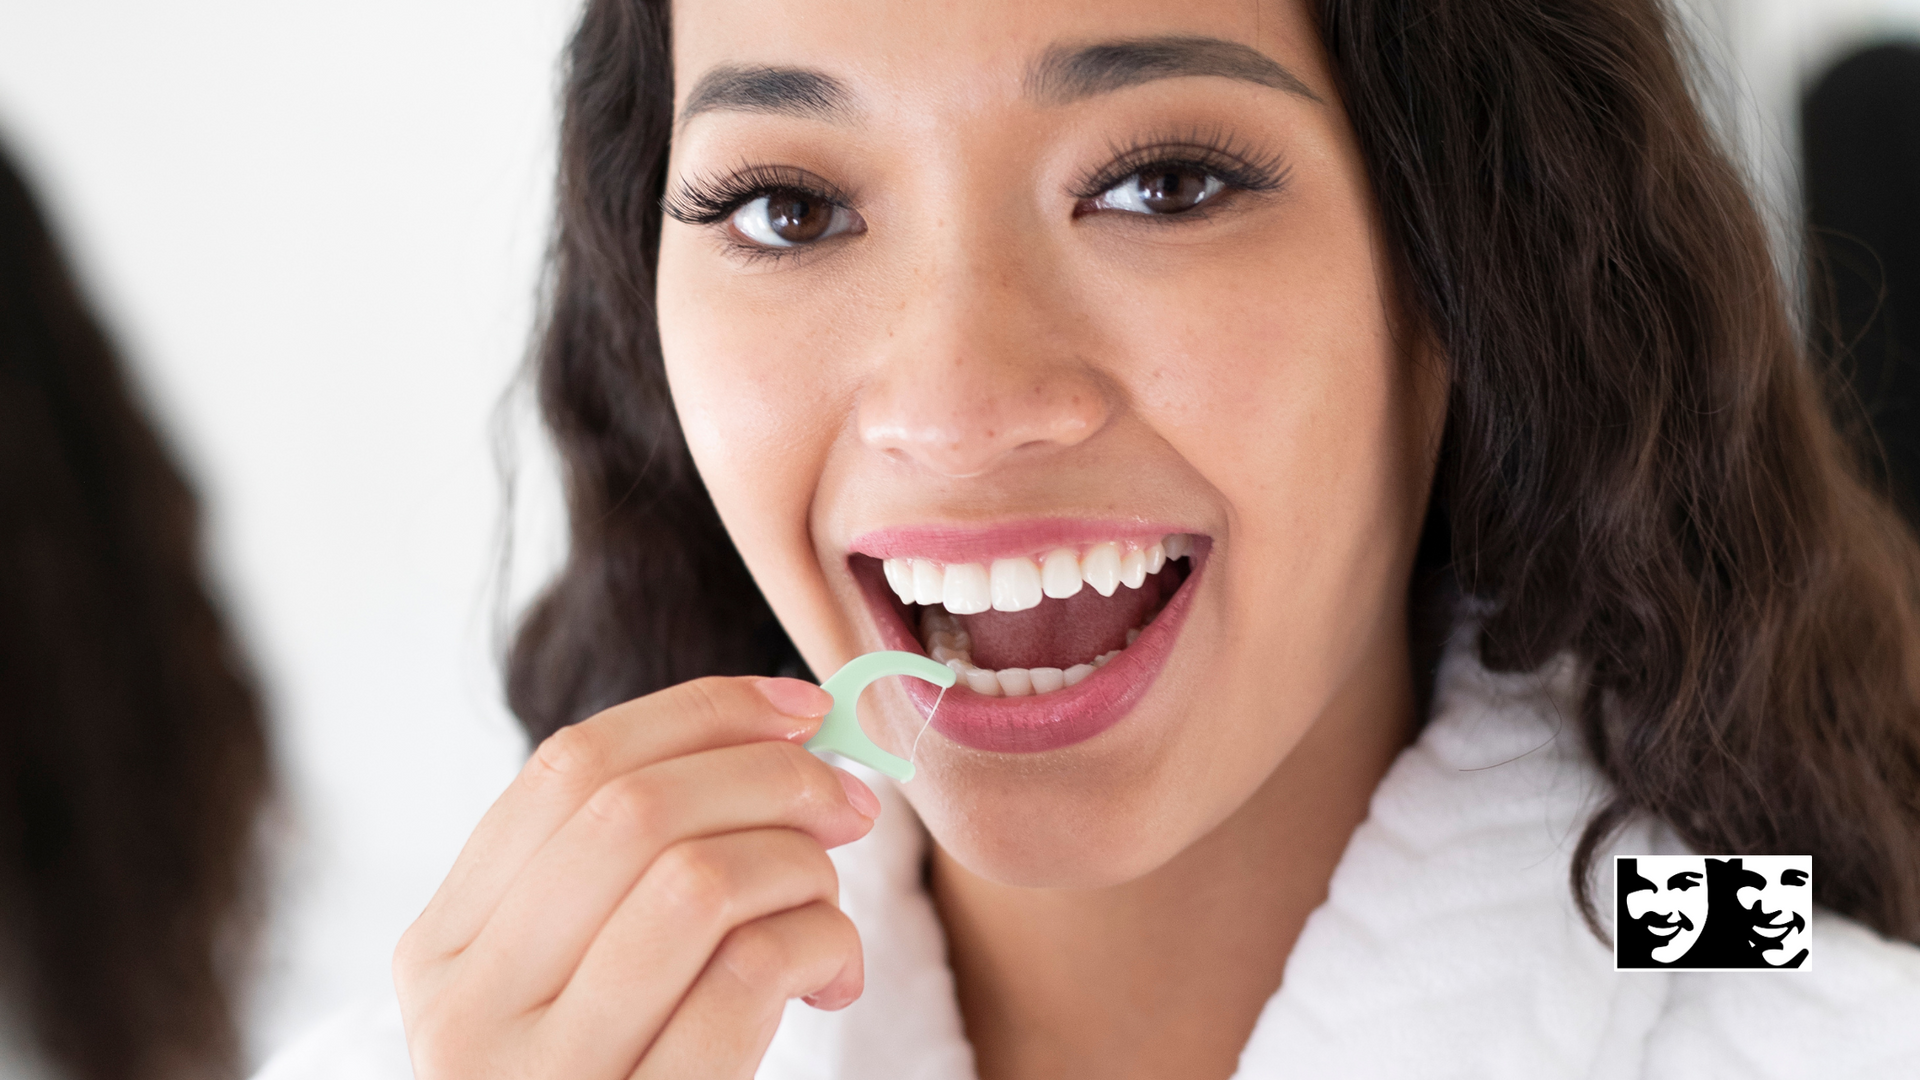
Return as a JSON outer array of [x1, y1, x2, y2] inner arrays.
[[848, 524, 1208, 754], [1643, 912, 1693, 939]]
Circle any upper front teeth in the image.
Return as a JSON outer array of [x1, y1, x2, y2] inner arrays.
[[881, 534, 1194, 613]]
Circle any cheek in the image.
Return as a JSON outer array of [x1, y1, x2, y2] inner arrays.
[[1097, 209, 1419, 657], [656, 236, 847, 626]]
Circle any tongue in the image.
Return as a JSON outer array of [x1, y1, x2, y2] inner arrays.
[[956, 564, 1178, 670]]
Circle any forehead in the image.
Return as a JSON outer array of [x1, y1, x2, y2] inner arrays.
[[668, 0, 1321, 116]]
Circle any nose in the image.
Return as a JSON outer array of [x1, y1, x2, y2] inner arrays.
[[855, 225, 1110, 479]]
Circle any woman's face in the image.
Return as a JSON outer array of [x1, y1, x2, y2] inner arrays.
[[657, 0, 1446, 887]]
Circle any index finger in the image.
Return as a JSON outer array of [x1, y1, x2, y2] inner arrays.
[[412, 676, 833, 953]]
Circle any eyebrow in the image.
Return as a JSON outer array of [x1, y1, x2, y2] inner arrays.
[[678, 64, 855, 127], [1026, 35, 1324, 106], [677, 35, 1321, 130]]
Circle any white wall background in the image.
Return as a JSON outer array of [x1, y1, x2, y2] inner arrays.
[[0, 0, 1916, 1072], [0, 0, 576, 1067]]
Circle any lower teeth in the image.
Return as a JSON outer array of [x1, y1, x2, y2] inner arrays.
[[918, 607, 1154, 698]]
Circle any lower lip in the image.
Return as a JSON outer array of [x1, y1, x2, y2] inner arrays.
[[857, 541, 1208, 754]]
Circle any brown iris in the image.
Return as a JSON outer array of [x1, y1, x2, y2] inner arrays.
[[1131, 167, 1215, 214], [763, 192, 833, 243]]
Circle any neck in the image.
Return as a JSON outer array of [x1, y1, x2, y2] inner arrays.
[[930, 646, 1416, 1080]]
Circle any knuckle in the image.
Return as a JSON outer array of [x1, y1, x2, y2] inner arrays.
[[717, 919, 799, 993], [525, 722, 605, 793], [581, 772, 663, 834], [648, 841, 735, 922], [760, 739, 830, 812], [768, 826, 839, 899], [391, 923, 431, 982], [677, 676, 740, 731]]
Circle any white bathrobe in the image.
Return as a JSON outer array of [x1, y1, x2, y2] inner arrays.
[[254, 646, 1920, 1079]]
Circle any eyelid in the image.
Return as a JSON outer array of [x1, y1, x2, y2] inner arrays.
[[663, 163, 857, 227], [1070, 129, 1293, 203]]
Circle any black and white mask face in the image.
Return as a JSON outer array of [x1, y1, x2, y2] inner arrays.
[[1738, 863, 1812, 967], [1623, 856, 1709, 964]]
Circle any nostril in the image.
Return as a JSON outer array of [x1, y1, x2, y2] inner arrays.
[[856, 365, 1109, 479]]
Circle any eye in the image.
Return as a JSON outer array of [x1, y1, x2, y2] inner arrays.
[[1088, 165, 1227, 216], [729, 191, 862, 248]]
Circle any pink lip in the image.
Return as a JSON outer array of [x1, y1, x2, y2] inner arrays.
[[848, 531, 1209, 754], [848, 518, 1185, 564]]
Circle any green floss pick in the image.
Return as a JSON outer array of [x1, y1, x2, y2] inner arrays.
[[804, 650, 956, 782]]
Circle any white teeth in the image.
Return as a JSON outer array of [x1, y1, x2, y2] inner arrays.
[[880, 534, 1195, 616], [942, 562, 992, 615], [1040, 548, 1083, 599], [884, 558, 915, 605], [989, 557, 1044, 612], [911, 559, 944, 606], [921, 640, 1136, 696], [995, 668, 1033, 696], [880, 534, 1195, 695], [1081, 542, 1122, 597]]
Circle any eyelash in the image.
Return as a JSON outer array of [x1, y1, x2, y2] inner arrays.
[[662, 129, 1292, 260], [661, 163, 858, 229], [1069, 128, 1293, 210]]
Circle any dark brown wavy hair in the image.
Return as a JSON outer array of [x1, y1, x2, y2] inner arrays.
[[0, 145, 271, 1078], [507, 0, 1920, 945]]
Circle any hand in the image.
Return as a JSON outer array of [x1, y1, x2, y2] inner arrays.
[[393, 675, 879, 1079]]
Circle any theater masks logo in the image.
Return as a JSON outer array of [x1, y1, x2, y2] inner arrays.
[[1614, 855, 1812, 971]]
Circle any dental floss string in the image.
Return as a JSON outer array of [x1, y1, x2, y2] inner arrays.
[[909, 684, 948, 771], [805, 651, 958, 782]]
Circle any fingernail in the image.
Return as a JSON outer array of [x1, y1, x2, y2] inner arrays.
[[753, 677, 833, 719], [835, 768, 882, 820]]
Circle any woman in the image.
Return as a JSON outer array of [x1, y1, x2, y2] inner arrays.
[[264, 0, 1920, 1076]]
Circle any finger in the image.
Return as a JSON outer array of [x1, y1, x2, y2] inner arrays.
[[406, 676, 832, 956], [627, 902, 863, 1080], [454, 744, 869, 1011], [532, 831, 845, 1078]]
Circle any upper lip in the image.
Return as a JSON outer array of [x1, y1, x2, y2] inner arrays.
[[847, 517, 1196, 565]]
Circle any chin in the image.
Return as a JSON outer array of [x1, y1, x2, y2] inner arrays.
[[1649, 935, 1697, 965], [899, 728, 1206, 889]]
